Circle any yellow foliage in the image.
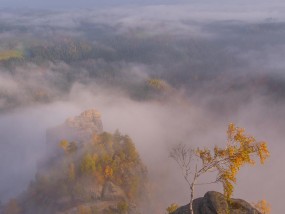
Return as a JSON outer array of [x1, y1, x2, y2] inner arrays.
[[104, 165, 113, 178], [59, 140, 78, 154], [0, 50, 23, 61], [59, 140, 69, 152], [196, 123, 270, 199], [80, 153, 97, 174], [147, 78, 170, 91], [254, 200, 271, 214], [166, 203, 179, 214]]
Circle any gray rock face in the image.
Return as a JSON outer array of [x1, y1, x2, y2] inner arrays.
[[172, 191, 261, 214], [46, 109, 103, 148]]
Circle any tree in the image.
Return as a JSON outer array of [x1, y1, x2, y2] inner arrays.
[[104, 165, 114, 179], [80, 153, 97, 175], [254, 200, 271, 214], [122, 136, 138, 161], [59, 140, 78, 154], [59, 140, 69, 153], [166, 203, 179, 214], [170, 123, 270, 214]]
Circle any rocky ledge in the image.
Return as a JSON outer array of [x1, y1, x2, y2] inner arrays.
[[172, 191, 261, 214]]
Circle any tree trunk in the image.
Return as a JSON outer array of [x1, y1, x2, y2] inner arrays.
[[189, 183, 194, 214], [189, 180, 195, 214]]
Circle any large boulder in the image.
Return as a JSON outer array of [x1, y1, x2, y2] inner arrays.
[[172, 191, 261, 214]]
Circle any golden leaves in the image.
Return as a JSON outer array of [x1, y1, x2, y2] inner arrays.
[[166, 203, 179, 214], [196, 148, 212, 164], [218, 123, 270, 199], [197, 123, 270, 200], [104, 165, 114, 178], [258, 142, 270, 164], [254, 200, 271, 214]]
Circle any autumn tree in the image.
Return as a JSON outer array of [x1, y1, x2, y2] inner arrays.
[[122, 136, 138, 161], [170, 123, 270, 214], [59, 140, 78, 154], [80, 153, 97, 175], [254, 200, 271, 214], [104, 165, 114, 179]]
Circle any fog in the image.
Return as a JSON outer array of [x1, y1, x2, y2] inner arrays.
[[0, 4, 285, 213]]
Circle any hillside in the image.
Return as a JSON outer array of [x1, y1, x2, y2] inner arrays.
[[1, 110, 148, 214]]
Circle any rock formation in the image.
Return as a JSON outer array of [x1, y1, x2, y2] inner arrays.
[[46, 109, 103, 148], [171, 191, 261, 214], [11, 109, 147, 214]]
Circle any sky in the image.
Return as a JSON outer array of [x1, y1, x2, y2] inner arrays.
[[0, 0, 284, 11], [0, 0, 189, 9]]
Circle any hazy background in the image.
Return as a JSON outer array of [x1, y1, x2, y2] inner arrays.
[[0, 1, 285, 212]]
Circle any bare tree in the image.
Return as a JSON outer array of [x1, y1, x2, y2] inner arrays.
[[170, 143, 198, 214], [169, 123, 270, 214]]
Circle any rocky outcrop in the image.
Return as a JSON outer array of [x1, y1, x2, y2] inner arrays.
[[12, 109, 149, 214], [171, 191, 261, 214], [46, 109, 103, 148]]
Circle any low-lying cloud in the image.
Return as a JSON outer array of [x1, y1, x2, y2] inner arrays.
[[0, 5, 284, 213]]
